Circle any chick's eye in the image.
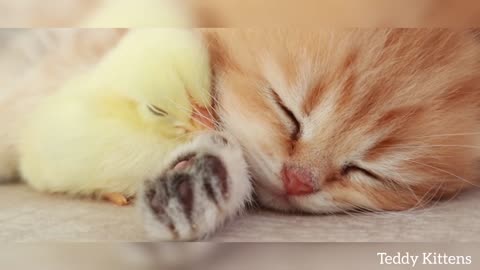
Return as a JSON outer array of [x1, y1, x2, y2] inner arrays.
[[341, 163, 381, 181], [147, 104, 169, 117], [270, 88, 301, 140]]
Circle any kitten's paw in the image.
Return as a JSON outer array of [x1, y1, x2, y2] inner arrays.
[[138, 132, 252, 241]]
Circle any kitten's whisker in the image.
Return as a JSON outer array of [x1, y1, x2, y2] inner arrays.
[[409, 182, 443, 212], [161, 95, 217, 130], [203, 88, 222, 123], [428, 184, 447, 209], [171, 132, 193, 142], [328, 201, 368, 219], [388, 170, 420, 204], [376, 144, 480, 151], [434, 183, 466, 206], [168, 126, 210, 144], [207, 87, 230, 126], [403, 159, 480, 188], [406, 132, 480, 139]]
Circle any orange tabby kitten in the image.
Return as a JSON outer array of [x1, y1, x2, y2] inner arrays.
[[207, 29, 480, 210]]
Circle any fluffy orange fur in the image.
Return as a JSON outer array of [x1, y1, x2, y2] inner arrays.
[[205, 29, 480, 212]]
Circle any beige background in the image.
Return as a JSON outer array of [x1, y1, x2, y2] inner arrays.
[[1, 183, 479, 242]]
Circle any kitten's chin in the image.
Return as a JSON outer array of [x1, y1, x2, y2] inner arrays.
[[254, 185, 297, 212], [255, 184, 357, 214]]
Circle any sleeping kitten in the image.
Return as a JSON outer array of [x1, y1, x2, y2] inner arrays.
[[139, 29, 480, 240]]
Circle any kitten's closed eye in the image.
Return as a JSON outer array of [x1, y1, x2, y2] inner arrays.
[[270, 88, 301, 140], [341, 163, 382, 182]]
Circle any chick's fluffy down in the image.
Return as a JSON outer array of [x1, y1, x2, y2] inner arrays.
[[18, 29, 212, 197]]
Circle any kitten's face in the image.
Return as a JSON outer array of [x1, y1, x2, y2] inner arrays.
[[208, 29, 480, 213]]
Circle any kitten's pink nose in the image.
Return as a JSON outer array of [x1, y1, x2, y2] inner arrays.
[[282, 165, 316, 196]]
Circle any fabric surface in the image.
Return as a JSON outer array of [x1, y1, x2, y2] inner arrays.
[[0, 183, 479, 242]]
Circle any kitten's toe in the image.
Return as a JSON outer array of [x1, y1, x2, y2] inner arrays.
[[194, 154, 229, 204], [139, 132, 252, 241]]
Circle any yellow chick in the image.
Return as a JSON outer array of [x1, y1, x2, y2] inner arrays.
[[18, 29, 213, 205]]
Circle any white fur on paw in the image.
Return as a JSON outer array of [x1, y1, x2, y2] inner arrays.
[[138, 131, 252, 241]]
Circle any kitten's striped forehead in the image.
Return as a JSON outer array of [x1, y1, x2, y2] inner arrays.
[[260, 51, 316, 111]]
